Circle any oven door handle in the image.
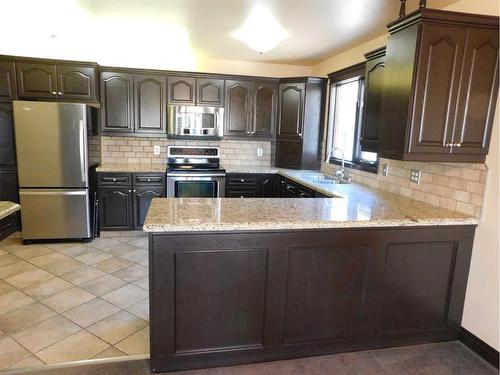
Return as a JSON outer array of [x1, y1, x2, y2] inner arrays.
[[167, 173, 226, 178]]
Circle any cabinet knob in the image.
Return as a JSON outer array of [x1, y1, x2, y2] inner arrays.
[[298, 133, 302, 136], [113, 178, 117, 182], [133, 190, 136, 192], [240, 196, 244, 198], [148, 179, 151, 182], [128, 190, 132, 193], [445, 143, 452, 148], [52, 91, 57, 95], [455, 143, 462, 148], [58, 91, 62, 95], [240, 179, 245, 182]]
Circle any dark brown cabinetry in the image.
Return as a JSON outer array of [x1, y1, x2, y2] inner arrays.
[[360, 47, 386, 152], [0, 103, 18, 204], [276, 78, 326, 170], [101, 71, 167, 135], [225, 173, 277, 198], [224, 80, 277, 139], [17, 62, 97, 101], [197, 78, 224, 106], [168, 76, 224, 106], [278, 176, 316, 198], [98, 172, 165, 230], [0, 61, 17, 102], [380, 9, 499, 162]]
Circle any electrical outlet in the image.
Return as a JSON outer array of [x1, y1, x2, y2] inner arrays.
[[382, 164, 389, 176], [257, 148, 263, 157], [153, 145, 161, 156], [410, 169, 421, 184]]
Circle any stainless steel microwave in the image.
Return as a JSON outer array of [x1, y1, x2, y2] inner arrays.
[[167, 105, 223, 139]]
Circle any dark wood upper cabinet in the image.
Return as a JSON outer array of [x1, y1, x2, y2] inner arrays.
[[360, 47, 386, 153], [252, 82, 277, 137], [168, 76, 195, 104], [278, 82, 305, 139], [197, 78, 224, 106], [134, 74, 167, 134], [16, 62, 57, 98], [276, 78, 326, 170], [100, 71, 134, 133], [56, 65, 97, 100], [0, 103, 16, 167], [0, 61, 17, 102], [224, 80, 252, 136], [379, 9, 499, 162]]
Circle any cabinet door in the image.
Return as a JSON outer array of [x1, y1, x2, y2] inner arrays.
[[361, 57, 385, 152], [452, 28, 499, 157], [197, 78, 224, 106], [224, 80, 252, 136], [276, 140, 302, 169], [408, 24, 466, 155], [0, 170, 19, 203], [98, 187, 132, 230], [168, 76, 195, 104], [0, 61, 17, 102], [278, 83, 305, 138], [134, 74, 167, 134], [16, 63, 57, 98], [57, 65, 97, 100], [0, 104, 16, 167], [100, 72, 134, 133], [252, 82, 277, 138], [260, 174, 276, 197], [133, 186, 164, 229]]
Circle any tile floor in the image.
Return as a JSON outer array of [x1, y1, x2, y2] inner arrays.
[[0, 231, 150, 371]]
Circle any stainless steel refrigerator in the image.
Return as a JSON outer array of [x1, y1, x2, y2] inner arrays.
[[13, 101, 93, 241]]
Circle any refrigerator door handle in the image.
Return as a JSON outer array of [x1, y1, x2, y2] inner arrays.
[[20, 189, 87, 196], [79, 120, 86, 183]]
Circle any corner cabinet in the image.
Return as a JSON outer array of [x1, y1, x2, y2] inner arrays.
[[100, 70, 167, 136], [379, 9, 499, 162], [276, 78, 326, 169]]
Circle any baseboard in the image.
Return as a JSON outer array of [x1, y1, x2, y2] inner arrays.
[[459, 327, 499, 369]]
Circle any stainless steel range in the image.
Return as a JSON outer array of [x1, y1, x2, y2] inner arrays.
[[166, 146, 226, 197]]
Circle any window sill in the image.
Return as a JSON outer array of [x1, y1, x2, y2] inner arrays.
[[328, 158, 378, 174]]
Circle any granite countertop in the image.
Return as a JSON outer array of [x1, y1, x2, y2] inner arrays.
[[96, 163, 167, 173], [143, 169, 477, 232], [0, 201, 20, 221]]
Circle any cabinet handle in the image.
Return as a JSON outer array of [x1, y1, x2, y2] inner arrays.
[[445, 143, 453, 148], [454, 143, 462, 148], [58, 91, 62, 95], [148, 179, 151, 182], [240, 179, 245, 182], [133, 190, 136, 192], [52, 91, 57, 95], [298, 133, 302, 136], [240, 196, 244, 198], [128, 190, 132, 193], [113, 178, 117, 182]]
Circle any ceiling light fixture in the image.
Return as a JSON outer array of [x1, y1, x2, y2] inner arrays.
[[232, 6, 288, 54]]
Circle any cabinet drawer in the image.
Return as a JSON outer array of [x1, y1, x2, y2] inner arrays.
[[98, 173, 131, 186], [279, 177, 314, 198], [226, 174, 259, 186], [226, 188, 258, 198], [134, 173, 165, 186], [0, 213, 18, 240]]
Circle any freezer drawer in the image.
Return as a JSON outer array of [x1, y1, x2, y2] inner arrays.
[[19, 189, 91, 240]]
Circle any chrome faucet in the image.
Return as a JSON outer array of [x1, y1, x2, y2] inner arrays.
[[328, 147, 349, 182]]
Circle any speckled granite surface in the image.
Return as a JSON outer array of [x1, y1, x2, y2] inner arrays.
[[96, 163, 167, 173], [0, 201, 20, 221]]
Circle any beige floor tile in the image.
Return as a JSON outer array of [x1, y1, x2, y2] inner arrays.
[[4, 269, 54, 289], [61, 266, 105, 285], [94, 257, 133, 273], [92, 345, 127, 359], [44, 242, 82, 252], [90, 238, 123, 251], [76, 251, 113, 265], [23, 277, 73, 300], [0, 336, 31, 370], [12, 315, 81, 353], [0, 280, 16, 296], [0, 254, 22, 267], [126, 237, 148, 249], [29, 253, 71, 268], [140, 258, 148, 267], [62, 298, 120, 327], [115, 326, 149, 355], [101, 284, 148, 309], [36, 330, 109, 364], [42, 258, 86, 276], [0, 302, 56, 333], [112, 264, 148, 283], [124, 298, 149, 321], [87, 310, 148, 345], [0, 249, 6, 256], [0, 261, 37, 279], [61, 244, 96, 258], [41, 287, 96, 313], [80, 275, 127, 297], [120, 249, 148, 264], [0, 291, 34, 315], [6, 354, 45, 369], [14, 245, 54, 260], [132, 277, 148, 290], [106, 243, 142, 258], [0, 242, 33, 253]]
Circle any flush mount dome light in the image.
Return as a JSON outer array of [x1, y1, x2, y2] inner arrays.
[[232, 6, 288, 54]]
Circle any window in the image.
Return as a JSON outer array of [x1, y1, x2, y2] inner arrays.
[[326, 64, 378, 173]]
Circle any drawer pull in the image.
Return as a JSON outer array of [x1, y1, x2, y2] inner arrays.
[[240, 179, 245, 182], [113, 178, 117, 182]]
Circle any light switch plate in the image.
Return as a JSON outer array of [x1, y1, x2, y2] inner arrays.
[[153, 145, 161, 156], [410, 169, 421, 184], [382, 164, 389, 176], [257, 148, 263, 157]]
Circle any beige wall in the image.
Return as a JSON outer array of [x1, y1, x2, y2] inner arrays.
[[312, 0, 500, 350]]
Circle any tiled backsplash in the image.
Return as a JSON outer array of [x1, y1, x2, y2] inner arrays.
[[321, 158, 487, 217], [99, 136, 273, 169]]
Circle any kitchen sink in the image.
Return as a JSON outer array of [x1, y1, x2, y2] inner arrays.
[[315, 175, 351, 184]]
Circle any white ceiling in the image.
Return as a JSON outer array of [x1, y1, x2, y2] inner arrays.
[[2, 0, 459, 67]]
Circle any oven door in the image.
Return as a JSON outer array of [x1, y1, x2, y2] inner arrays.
[[167, 175, 226, 198]]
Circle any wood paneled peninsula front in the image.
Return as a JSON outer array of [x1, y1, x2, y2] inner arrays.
[[143, 182, 477, 373]]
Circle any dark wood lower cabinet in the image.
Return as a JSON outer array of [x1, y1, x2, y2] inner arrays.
[[98, 187, 133, 230], [148, 225, 475, 372], [133, 186, 164, 229]]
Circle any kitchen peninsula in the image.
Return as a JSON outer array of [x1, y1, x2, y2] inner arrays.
[[143, 174, 477, 373]]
